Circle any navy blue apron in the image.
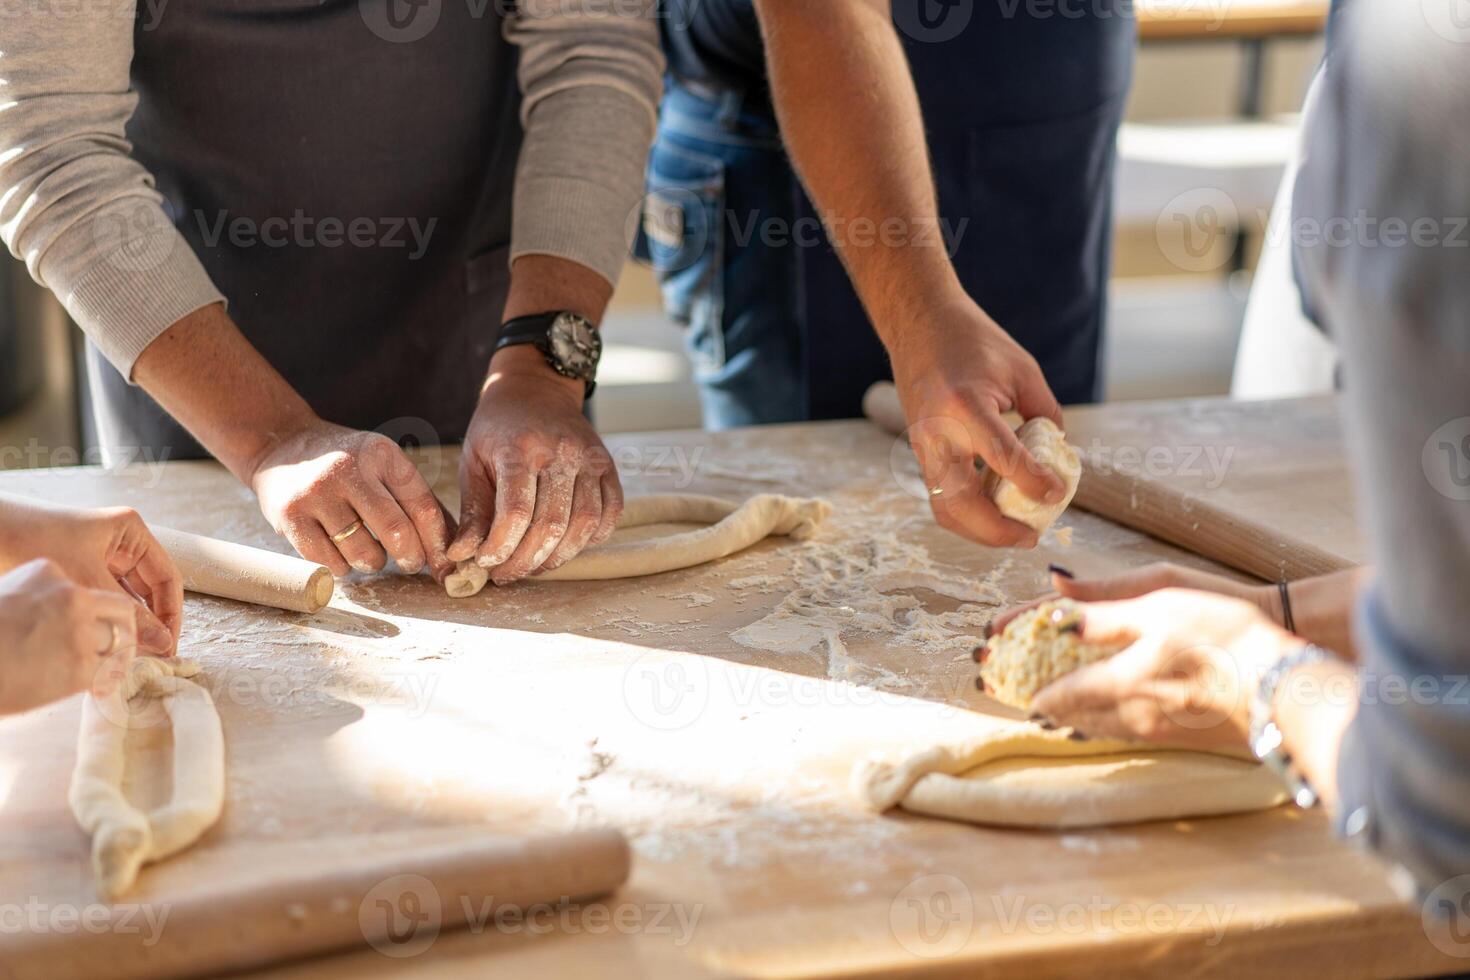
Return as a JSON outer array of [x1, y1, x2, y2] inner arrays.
[[86, 0, 522, 459], [660, 0, 1134, 420]]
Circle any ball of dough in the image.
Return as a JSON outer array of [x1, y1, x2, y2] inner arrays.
[[980, 599, 1126, 710], [980, 417, 1081, 534]]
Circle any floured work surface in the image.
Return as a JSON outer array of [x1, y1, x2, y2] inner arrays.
[[0, 407, 1449, 979]]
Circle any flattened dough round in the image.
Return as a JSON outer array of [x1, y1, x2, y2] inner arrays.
[[853, 726, 1287, 829], [980, 417, 1081, 534], [446, 494, 832, 597]]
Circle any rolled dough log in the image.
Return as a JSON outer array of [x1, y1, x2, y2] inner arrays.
[[980, 417, 1081, 534], [853, 726, 1288, 829], [980, 599, 1127, 710], [445, 493, 832, 597], [69, 657, 226, 898]]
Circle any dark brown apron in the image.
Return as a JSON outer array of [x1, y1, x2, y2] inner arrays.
[[85, 0, 522, 460]]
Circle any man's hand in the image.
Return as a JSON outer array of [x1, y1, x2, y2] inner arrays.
[[248, 422, 454, 580], [0, 559, 143, 715], [0, 497, 182, 655], [448, 346, 622, 585], [890, 294, 1066, 548]]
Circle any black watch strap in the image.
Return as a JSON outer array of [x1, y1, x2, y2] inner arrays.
[[496, 313, 558, 352], [494, 312, 600, 397]]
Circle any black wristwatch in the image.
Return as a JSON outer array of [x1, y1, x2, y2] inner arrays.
[[494, 311, 603, 397]]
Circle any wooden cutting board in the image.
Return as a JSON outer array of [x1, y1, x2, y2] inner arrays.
[[0, 410, 1448, 978]]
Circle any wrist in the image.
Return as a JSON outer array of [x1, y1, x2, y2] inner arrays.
[[238, 408, 325, 488], [879, 278, 970, 353], [485, 345, 585, 406]]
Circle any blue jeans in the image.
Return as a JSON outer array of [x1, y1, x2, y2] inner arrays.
[[636, 81, 805, 429]]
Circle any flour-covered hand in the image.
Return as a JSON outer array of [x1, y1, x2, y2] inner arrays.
[[449, 346, 622, 585], [248, 421, 453, 580]]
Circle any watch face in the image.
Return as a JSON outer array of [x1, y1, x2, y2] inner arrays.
[[549, 313, 601, 378]]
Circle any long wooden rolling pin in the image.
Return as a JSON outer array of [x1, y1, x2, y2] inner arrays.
[[8, 828, 631, 979], [153, 526, 334, 613], [861, 381, 1354, 582]]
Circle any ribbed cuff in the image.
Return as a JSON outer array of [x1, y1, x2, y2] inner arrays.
[[53, 203, 225, 381]]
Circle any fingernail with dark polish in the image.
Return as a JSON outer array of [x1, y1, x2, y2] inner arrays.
[[1047, 564, 1075, 580], [1028, 712, 1056, 731], [1067, 729, 1089, 741], [982, 622, 994, 640], [971, 644, 985, 663]]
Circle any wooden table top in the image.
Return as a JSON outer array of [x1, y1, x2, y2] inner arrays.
[[0, 396, 1457, 978], [1137, 0, 1329, 40]]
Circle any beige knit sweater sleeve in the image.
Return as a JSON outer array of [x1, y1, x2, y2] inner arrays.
[[0, 0, 662, 380]]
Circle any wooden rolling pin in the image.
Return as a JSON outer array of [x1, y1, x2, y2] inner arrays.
[[9, 828, 631, 979], [153, 526, 334, 614], [860, 381, 1354, 582], [1070, 466, 1354, 581], [861, 380, 909, 437]]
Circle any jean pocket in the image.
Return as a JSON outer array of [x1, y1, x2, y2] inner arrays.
[[642, 139, 726, 376]]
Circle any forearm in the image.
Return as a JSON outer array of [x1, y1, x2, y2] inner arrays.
[[1290, 568, 1370, 662], [1260, 568, 1370, 661], [755, 0, 962, 339], [502, 255, 612, 326], [131, 304, 318, 483]]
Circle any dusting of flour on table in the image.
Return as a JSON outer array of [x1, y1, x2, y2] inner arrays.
[[729, 525, 1010, 687]]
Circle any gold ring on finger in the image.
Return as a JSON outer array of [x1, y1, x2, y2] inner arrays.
[[331, 520, 365, 544]]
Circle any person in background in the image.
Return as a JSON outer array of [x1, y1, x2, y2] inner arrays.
[[640, 0, 1133, 547], [0, 499, 181, 715], [1006, 0, 1470, 896], [0, 1, 662, 588]]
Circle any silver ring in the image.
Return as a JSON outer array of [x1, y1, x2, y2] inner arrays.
[[331, 520, 364, 544]]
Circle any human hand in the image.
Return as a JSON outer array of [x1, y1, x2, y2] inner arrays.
[[1029, 589, 1299, 750], [990, 562, 1277, 636], [248, 420, 454, 580], [889, 295, 1066, 548], [448, 346, 621, 585], [0, 559, 145, 715], [0, 497, 182, 654]]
